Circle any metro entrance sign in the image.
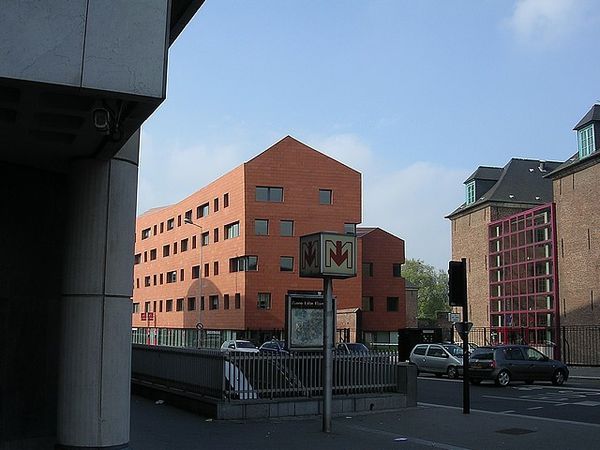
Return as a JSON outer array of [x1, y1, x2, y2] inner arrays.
[[300, 232, 357, 278]]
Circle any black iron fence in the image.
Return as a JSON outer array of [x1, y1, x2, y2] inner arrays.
[[452, 325, 600, 366]]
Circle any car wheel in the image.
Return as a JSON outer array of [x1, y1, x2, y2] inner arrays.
[[470, 378, 482, 385], [495, 370, 511, 387], [552, 369, 566, 386], [447, 366, 459, 379]]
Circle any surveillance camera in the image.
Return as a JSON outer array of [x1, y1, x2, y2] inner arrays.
[[93, 108, 111, 133]]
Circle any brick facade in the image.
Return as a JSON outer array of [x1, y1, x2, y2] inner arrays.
[[553, 164, 600, 325], [132, 136, 408, 340]]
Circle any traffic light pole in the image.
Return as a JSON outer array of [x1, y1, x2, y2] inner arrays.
[[462, 300, 470, 414]]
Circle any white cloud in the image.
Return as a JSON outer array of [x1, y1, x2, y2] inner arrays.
[[362, 162, 467, 271], [137, 130, 247, 214], [309, 133, 375, 174], [505, 0, 591, 46]]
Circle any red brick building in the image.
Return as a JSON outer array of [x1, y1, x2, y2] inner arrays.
[[132, 136, 408, 346]]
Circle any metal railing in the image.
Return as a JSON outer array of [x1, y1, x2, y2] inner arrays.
[[132, 344, 402, 401]]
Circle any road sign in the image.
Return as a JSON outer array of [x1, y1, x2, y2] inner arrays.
[[454, 321, 473, 340], [449, 312, 460, 323], [299, 232, 356, 278]]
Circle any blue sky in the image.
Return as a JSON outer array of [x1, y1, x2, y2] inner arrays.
[[139, 0, 600, 270]]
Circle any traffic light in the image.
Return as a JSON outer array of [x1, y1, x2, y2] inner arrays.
[[448, 260, 467, 307]]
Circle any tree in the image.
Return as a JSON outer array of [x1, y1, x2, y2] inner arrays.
[[402, 259, 449, 319]]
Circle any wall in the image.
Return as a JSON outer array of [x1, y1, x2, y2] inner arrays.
[[553, 164, 600, 325]]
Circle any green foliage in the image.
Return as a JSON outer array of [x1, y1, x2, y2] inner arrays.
[[402, 259, 450, 319]]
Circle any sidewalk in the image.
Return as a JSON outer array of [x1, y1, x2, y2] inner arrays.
[[568, 365, 600, 379], [131, 395, 600, 450]]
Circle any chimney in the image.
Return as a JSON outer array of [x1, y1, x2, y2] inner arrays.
[[538, 161, 546, 172]]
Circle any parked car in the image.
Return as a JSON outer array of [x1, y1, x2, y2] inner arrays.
[[220, 339, 259, 353], [259, 339, 289, 354], [468, 345, 569, 387], [409, 343, 464, 378], [335, 342, 370, 355]]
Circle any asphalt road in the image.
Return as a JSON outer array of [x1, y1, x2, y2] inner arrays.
[[417, 373, 600, 425]]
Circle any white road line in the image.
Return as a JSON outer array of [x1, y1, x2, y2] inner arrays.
[[418, 402, 600, 428], [483, 395, 564, 404], [527, 406, 544, 410], [499, 410, 516, 414]]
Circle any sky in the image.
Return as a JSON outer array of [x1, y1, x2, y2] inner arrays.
[[139, 0, 600, 271]]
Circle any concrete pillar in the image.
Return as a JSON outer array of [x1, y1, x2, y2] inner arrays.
[[57, 131, 140, 449]]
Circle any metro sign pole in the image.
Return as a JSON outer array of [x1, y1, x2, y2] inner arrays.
[[300, 232, 356, 433]]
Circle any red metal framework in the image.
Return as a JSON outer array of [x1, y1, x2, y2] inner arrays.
[[488, 203, 559, 348]]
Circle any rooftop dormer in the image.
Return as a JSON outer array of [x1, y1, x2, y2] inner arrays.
[[574, 104, 600, 159]]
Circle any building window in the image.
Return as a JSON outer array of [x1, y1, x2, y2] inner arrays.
[[214, 228, 219, 243], [362, 296, 374, 312], [136, 278, 140, 289], [160, 222, 164, 233], [159, 300, 163, 312], [166, 271, 177, 283], [144, 301, 151, 312], [387, 297, 399, 312], [144, 276, 151, 287], [225, 221, 240, 239], [258, 292, 271, 310], [201, 231, 209, 246], [192, 235, 197, 249], [150, 249, 157, 260], [224, 294, 230, 310], [393, 263, 402, 277], [132, 303, 140, 313], [188, 297, 196, 311], [177, 215, 182, 227], [224, 193, 229, 208], [192, 265, 200, 279], [344, 223, 356, 235], [176, 298, 184, 311], [166, 299, 173, 312], [181, 238, 189, 252], [209, 295, 219, 310], [153, 224, 157, 235], [280, 256, 294, 271], [153, 274, 157, 285], [180, 268, 185, 281], [173, 242, 178, 254], [200, 296, 205, 311], [214, 261, 219, 276], [319, 189, 332, 205], [197, 203, 209, 218], [159, 273, 163, 285], [363, 262, 373, 277], [134, 253, 141, 265], [255, 219, 269, 235], [280, 220, 294, 236], [141, 228, 151, 239], [185, 210, 192, 221], [578, 124, 595, 158], [214, 198, 219, 212], [229, 256, 258, 272], [167, 218, 174, 230], [256, 186, 283, 202], [143, 251, 148, 263], [465, 181, 476, 205], [204, 263, 209, 277], [163, 244, 170, 257], [235, 293, 241, 309]]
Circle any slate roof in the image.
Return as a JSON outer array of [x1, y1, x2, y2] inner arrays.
[[464, 166, 503, 184], [447, 158, 562, 218], [573, 104, 600, 130]]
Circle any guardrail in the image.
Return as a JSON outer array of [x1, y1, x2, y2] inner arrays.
[[132, 345, 402, 401]]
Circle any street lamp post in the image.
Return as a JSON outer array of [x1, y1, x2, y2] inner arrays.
[[184, 218, 203, 347]]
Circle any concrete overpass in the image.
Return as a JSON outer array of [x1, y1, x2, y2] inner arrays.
[[0, 2, 205, 448]]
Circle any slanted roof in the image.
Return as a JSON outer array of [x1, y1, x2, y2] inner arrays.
[[465, 166, 503, 184], [356, 227, 377, 237], [447, 158, 562, 218], [573, 104, 600, 130]]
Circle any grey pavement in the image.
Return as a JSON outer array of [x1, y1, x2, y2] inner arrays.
[[131, 391, 600, 450], [568, 365, 600, 379]]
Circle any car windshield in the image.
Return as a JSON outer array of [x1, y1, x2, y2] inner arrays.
[[237, 341, 255, 349], [347, 343, 368, 353], [443, 345, 464, 357]]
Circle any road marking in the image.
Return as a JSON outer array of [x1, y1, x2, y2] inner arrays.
[[573, 401, 600, 406], [527, 406, 543, 410], [483, 395, 564, 405], [419, 378, 600, 392], [418, 402, 600, 428], [339, 422, 473, 450], [499, 410, 516, 414]]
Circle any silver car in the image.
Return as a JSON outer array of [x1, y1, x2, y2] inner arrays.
[[409, 343, 464, 378]]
